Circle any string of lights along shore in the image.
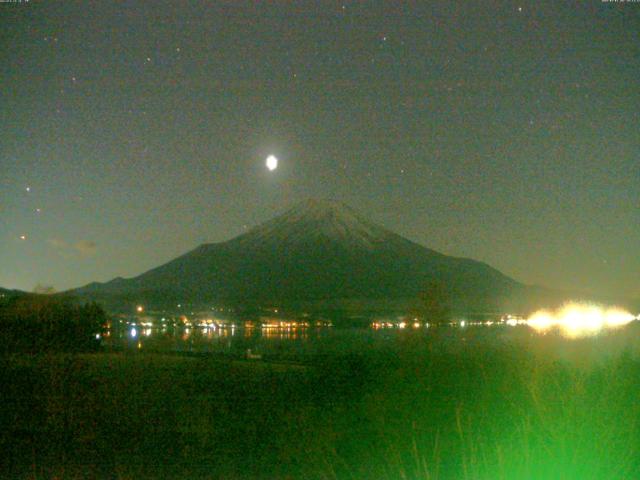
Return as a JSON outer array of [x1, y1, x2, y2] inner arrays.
[[1, 1, 638, 302]]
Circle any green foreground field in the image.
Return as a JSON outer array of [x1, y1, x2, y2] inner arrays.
[[2, 331, 640, 479]]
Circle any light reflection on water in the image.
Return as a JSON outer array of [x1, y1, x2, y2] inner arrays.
[[104, 312, 640, 363], [108, 324, 329, 356]]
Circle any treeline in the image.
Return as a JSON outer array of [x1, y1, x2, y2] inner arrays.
[[0, 295, 107, 353]]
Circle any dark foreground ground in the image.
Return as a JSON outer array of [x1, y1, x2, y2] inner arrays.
[[2, 328, 640, 479]]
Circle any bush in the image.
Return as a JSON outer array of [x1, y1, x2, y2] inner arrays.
[[0, 296, 106, 353]]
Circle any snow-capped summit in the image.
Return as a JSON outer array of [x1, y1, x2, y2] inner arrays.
[[235, 199, 392, 250]]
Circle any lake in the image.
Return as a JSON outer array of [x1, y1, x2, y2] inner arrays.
[[101, 320, 640, 365]]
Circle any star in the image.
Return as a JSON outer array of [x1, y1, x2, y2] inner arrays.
[[19, 235, 27, 241]]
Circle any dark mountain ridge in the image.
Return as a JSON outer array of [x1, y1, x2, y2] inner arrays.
[[69, 199, 592, 314]]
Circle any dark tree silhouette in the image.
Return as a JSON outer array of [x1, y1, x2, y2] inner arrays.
[[410, 280, 452, 325], [0, 295, 107, 353]]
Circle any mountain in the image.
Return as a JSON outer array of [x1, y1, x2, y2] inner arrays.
[[0, 287, 30, 299], [0, 287, 45, 309], [70, 199, 534, 313]]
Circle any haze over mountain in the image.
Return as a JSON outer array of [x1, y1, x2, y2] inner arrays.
[[70, 199, 581, 314]]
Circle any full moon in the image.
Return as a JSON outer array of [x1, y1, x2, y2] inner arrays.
[[266, 155, 278, 171]]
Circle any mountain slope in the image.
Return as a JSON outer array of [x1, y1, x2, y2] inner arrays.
[[71, 199, 523, 311], [0, 287, 30, 299]]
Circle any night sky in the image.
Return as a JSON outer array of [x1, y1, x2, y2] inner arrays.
[[1, 1, 638, 298]]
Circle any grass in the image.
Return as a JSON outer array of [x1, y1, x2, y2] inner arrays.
[[1, 327, 640, 479]]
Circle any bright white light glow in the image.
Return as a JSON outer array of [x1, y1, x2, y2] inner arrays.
[[527, 302, 636, 338], [130, 328, 137, 338], [266, 155, 278, 171]]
